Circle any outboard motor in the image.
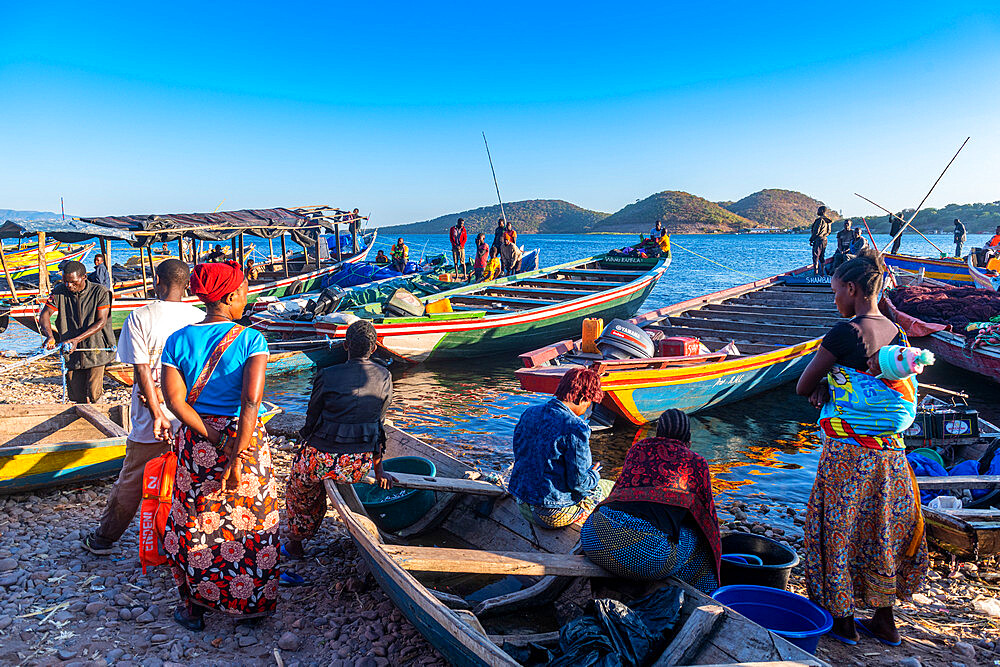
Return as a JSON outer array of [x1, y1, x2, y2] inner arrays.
[[306, 287, 346, 318], [595, 319, 655, 360]]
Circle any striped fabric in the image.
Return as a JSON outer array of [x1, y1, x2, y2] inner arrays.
[[517, 479, 614, 529]]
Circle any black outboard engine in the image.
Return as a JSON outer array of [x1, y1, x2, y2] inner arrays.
[[305, 287, 346, 319], [595, 319, 655, 360]]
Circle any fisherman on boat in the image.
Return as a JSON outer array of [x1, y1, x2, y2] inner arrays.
[[449, 218, 468, 281], [483, 247, 502, 282], [391, 238, 409, 273], [160, 261, 278, 629], [374, 249, 389, 265], [244, 258, 263, 281], [889, 213, 905, 255], [809, 206, 832, 276], [89, 253, 112, 291], [38, 260, 117, 404], [580, 409, 721, 593], [953, 218, 967, 258], [508, 368, 613, 528], [848, 228, 868, 255], [206, 244, 226, 262], [491, 217, 506, 257], [283, 320, 393, 559], [796, 249, 928, 647], [649, 220, 666, 241], [473, 232, 489, 282], [829, 219, 854, 272], [500, 221, 519, 275], [82, 260, 205, 556]]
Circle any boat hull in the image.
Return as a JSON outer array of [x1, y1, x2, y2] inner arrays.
[[884, 253, 972, 285], [0, 438, 127, 495], [918, 331, 1000, 384]]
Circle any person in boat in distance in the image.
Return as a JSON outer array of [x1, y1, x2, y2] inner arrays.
[[649, 220, 666, 241], [89, 253, 112, 290], [580, 409, 720, 593], [449, 218, 468, 281], [374, 249, 389, 265], [507, 367, 613, 529], [953, 219, 967, 257], [284, 320, 393, 559], [810, 206, 832, 276], [38, 260, 117, 404], [795, 249, 928, 647], [889, 213, 905, 255], [390, 238, 409, 273], [473, 233, 489, 282], [848, 228, 868, 255], [206, 244, 226, 262], [500, 221, 519, 276], [985, 225, 1000, 259]]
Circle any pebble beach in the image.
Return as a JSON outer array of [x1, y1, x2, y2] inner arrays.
[[1, 360, 999, 666]]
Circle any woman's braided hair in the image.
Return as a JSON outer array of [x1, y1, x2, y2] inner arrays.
[[345, 320, 377, 358], [833, 247, 886, 298]]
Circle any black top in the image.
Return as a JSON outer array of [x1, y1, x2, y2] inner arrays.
[[604, 500, 689, 541], [821, 315, 903, 371], [45, 282, 116, 370], [890, 217, 904, 236], [301, 359, 393, 455]]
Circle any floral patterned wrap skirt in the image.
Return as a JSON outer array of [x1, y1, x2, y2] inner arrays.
[[285, 445, 373, 542], [164, 416, 279, 617]]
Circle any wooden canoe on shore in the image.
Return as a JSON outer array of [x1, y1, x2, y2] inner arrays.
[[0, 402, 281, 495], [323, 425, 827, 666], [516, 264, 840, 425]]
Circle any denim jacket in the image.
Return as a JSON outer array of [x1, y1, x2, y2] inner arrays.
[[507, 398, 599, 508]]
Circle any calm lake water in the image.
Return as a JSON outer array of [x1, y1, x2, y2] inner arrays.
[[5, 231, 997, 520]]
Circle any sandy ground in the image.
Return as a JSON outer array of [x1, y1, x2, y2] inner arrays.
[[0, 359, 997, 666]]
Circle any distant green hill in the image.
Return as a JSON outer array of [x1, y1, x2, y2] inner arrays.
[[593, 191, 751, 233], [847, 201, 1000, 234], [378, 199, 609, 236], [0, 209, 64, 222], [722, 189, 837, 230]]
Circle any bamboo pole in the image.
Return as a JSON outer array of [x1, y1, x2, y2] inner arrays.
[[280, 235, 289, 278], [0, 244, 19, 299], [855, 194, 948, 255], [230, 238, 238, 262]]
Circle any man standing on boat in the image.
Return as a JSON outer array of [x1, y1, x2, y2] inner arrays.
[[889, 214, 905, 255], [38, 261, 116, 404], [473, 233, 489, 281], [492, 217, 506, 256], [82, 259, 204, 555], [809, 207, 832, 276], [500, 221, 519, 275], [650, 219, 666, 241], [954, 219, 967, 257], [449, 218, 468, 281], [88, 253, 112, 291], [391, 237, 409, 273]]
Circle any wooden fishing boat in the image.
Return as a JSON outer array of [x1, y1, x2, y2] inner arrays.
[[9, 233, 375, 332], [322, 425, 827, 666], [2, 243, 94, 280], [883, 251, 1000, 287], [106, 341, 344, 386], [910, 395, 1000, 558], [516, 264, 839, 425], [254, 252, 668, 364], [969, 256, 1000, 291], [0, 402, 281, 495]]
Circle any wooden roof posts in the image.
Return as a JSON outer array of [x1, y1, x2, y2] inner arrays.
[[138, 243, 149, 297], [238, 234, 245, 270], [280, 235, 289, 278], [145, 246, 155, 297], [0, 245, 18, 299], [333, 222, 343, 262], [37, 233, 50, 294]]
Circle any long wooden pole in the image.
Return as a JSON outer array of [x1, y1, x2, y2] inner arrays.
[[859, 216, 877, 250], [139, 245, 149, 296], [268, 237, 274, 264], [0, 245, 19, 299], [482, 132, 507, 223], [855, 194, 948, 255], [238, 234, 245, 268], [37, 232, 49, 294], [876, 136, 970, 254], [334, 222, 342, 261]]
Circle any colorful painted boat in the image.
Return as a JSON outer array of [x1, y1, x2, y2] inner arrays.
[[1, 243, 94, 280], [321, 425, 827, 666], [0, 402, 281, 495], [254, 252, 668, 364], [0, 239, 59, 262], [9, 233, 375, 332], [969, 256, 1000, 291], [516, 264, 840, 425], [883, 252, 979, 286]]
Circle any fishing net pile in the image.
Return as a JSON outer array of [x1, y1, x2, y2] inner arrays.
[[887, 284, 1000, 332]]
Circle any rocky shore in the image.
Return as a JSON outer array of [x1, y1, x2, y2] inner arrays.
[[1, 359, 998, 666]]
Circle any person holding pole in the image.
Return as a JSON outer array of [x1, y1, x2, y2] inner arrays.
[[889, 214, 904, 255], [449, 218, 468, 280], [953, 219, 967, 258], [38, 261, 116, 404], [809, 206, 832, 276], [82, 260, 204, 555]]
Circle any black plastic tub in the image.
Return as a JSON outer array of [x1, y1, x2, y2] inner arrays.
[[720, 532, 799, 590]]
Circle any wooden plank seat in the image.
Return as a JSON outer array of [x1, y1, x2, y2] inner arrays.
[[520, 278, 625, 290], [357, 471, 506, 497], [666, 316, 830, 338], [556, 269, 648, 279], [383, 545, 612, 577], [917, 475, 1000, 490], [591, 353, 728, 373], [450, 294, 558, 307], [646, 325, 816, 346], [481, 286, 584, 300], [681, 310, 840, 327], [698, 303, 841, 319]]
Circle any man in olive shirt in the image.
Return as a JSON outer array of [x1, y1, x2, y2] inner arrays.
[[38, 260, 116, 403], [809, 206, 832, 276]]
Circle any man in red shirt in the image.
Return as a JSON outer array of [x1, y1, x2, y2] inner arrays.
[[449, 218, 468, 280], [988, 225, 1000, 248]]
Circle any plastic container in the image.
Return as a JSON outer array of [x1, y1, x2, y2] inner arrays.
[[658, 336, 700, 357], [928, 495, 962, 510], [713, 585, 832, 654], [425, 298, 453, 315], [722, 553, 764, 566], [720, 533, 799, 590], [581, 318, 604, 354], [353, 457, 437, 533], [910, 447, 944, 466]]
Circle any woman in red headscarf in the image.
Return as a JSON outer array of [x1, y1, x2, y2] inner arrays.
[[160, 262, 278, 630]]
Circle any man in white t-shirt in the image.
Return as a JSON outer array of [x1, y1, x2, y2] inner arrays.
[[83, 259, 205, 555]]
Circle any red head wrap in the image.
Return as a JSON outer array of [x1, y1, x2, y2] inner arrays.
[[189, 261, 245, 303]]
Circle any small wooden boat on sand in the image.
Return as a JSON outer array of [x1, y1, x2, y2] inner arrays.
[[0, 402, 280, 495], [517, 264, 840, 425], [322, 425, 827, 666]]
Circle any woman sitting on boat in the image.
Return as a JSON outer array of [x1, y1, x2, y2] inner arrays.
[[283, 320, 393, 559], [580, 409, 720, 593], [795, 249, 929, 647], [507, 368, 613, 528], [161, 261, 279, 630]]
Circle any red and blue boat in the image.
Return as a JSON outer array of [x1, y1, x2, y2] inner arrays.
[[883, 252, 980, 286], [516, 264, 841, 425]]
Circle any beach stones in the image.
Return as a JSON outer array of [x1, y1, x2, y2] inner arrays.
[[277, 631, 301, 651], [0, 558, 18, 572]]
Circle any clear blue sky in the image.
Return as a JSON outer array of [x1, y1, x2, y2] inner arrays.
[[2, 1, 999, 225]]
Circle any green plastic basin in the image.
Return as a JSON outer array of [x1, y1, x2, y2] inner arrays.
[[353, 456, 436, 533]]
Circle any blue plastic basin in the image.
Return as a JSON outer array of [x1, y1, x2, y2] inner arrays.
[[712, 584, 832, 654], [352, 456, 436, 533]]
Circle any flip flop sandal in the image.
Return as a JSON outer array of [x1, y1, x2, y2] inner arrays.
[[279, 572, 309, 587], [855, 618, 902, 646], [827, 630, 858, 646]]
